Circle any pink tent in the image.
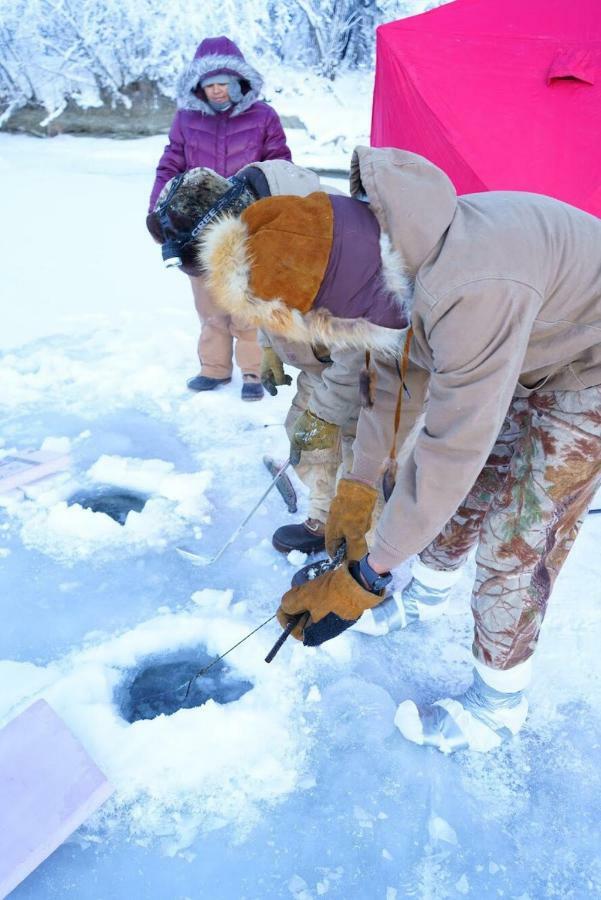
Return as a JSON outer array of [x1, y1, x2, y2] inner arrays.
[[371, 0, 601, 216]]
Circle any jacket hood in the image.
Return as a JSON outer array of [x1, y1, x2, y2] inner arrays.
[[177, 36, 263, 117], [350, 147, 458, 275]]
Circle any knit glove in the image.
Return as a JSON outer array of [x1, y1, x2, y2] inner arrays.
[[325, 478, 379, 561], [277, 562, 384, 646], [289, 409, 340, 465], [260, 347, 292, 396]]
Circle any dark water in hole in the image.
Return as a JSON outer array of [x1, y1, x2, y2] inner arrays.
[[68, 485, 148, 525], [119, 651, 253, 723]]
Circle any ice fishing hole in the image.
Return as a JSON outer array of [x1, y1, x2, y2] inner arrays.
[[117, 648, 254, 723], [68, 485, 148, 525]]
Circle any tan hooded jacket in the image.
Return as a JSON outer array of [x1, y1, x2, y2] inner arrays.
[[202, 149, 601, 572], [348, 147, 601, 570]]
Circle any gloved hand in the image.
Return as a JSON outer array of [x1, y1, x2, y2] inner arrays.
[[325, 478, 378, 561], [277, 561, 384, 646], [289, 409, 340, 465], [260, 347, 292, 396]]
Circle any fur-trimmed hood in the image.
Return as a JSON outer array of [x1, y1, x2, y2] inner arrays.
[[177, 36, 263, 117], [198, 193, 411, 356]]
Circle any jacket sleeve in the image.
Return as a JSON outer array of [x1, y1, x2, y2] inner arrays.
[[148, 113, 186, 212], [369, 281, 541, 571], [351, 358, 429, 486], [260, 107, 292, 162], [308, 348, 364, 427]]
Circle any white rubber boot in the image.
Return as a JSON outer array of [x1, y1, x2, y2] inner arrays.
[[395, 658, 532, 754], [353, 559, 463, 637]]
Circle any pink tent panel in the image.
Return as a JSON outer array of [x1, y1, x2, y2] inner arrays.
[[372, 0, 601, 216]]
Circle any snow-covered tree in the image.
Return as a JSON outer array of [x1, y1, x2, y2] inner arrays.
[[0, 0, 443, 112]]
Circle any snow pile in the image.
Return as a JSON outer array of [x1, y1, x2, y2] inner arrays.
[[0, 591, 314, 853], [8, 452, 212, 562], [88, 455, 211, 520], [0, 325, 190, 414]]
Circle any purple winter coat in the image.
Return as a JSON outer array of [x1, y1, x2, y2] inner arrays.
[[148, 36, 291, 211]]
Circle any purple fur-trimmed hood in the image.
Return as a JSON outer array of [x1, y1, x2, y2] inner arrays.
[[177, 36, 263, 117]]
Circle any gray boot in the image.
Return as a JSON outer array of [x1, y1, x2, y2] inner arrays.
[[395, 658, 532, 753], [352, 559, 462, 636]]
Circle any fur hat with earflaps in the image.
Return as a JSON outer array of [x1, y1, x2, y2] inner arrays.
[[146, 167, 256, 276]]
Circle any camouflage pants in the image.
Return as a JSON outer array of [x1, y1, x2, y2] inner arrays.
[[420, 387, 601, 670]]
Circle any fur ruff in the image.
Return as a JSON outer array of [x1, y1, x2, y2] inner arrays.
[[199, 216, 407, 356], [379, 232, 413, 317], [177, 53, 262, 116]]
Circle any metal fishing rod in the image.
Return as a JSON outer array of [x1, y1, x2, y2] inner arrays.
[[176, 458, 293, 567], [138, 544, 347, 708], [181, 547, 349, 700], [183, 610, 308, 700], [183, 614, 278, 700]]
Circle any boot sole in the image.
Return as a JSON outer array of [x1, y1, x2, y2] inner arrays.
[[272, 535, 326, 554], [187, 378, 232, 392]]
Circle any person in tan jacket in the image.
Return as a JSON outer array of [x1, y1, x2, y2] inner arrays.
[[196, 146, 601, 754]]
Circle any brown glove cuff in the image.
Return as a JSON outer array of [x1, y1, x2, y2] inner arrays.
[[335, 478, 379, 511], [261, 347, 287, 384], [325, 478, 379, 559]]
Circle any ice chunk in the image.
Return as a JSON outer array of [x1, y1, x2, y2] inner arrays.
[[287, 549, 308, 567], [455, 874, 470, 894], [428, 815, 458, 845]]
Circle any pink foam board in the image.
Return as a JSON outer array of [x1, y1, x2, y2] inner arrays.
[[0, 452, 71, 494], [0, 700, 113, 898]]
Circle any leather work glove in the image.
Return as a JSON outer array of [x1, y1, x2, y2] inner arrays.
[[289, 409, 340, 466], [277, 562, 384, 646], [260, 347, 292, 396], [325, 478, 379, 561]]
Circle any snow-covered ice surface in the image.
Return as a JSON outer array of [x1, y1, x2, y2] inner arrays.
[[1, 130, 601, 899]]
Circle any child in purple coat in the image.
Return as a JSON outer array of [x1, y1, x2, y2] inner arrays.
[[148, 36, 291, 400]]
